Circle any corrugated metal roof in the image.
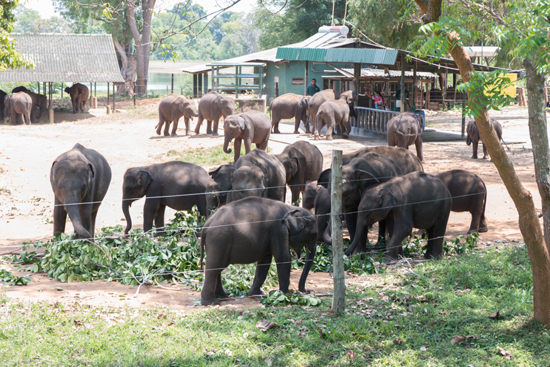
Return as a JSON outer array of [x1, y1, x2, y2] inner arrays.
[[0, 34, 125, 82], [275, 47, 398, 65], [335, 67, 437, 78]]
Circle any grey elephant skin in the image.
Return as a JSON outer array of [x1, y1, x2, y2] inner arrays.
[[223, 110, 271, 162], [308, 79, 358, 135], [5, 93, 32, 125], [275, 141, 323, 205], [303, 182, 330, 243], [341, 146, 424, 174], [64, 83, 89, 114], [122, 161, 212, 236], [0, 89, 6, 120], [315, 98, 357, 140], [436, 169, 488, 233], [200, 197, 317, 305], [466, 119, 503, 159], [345, 172, 452, 259], [156, 94, 198, 136], [11, 86, 47, 123], [50, 143, 112, 239], [269, 93, 310, 133], [386, 113, 424, 162], [206, 164, 235, 212], [195, 91, 235, 135], [319, 154, 402, 251], [229, 149, 286, 203]]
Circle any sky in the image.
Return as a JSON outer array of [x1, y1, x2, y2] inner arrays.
[[21, 0, 257, 19]]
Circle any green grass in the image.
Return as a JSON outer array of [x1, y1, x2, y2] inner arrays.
[[167, 145, 246, 166], [1, 245, 548, 366]]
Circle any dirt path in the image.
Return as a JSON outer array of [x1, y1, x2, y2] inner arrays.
[[0, 102, 541, 309]]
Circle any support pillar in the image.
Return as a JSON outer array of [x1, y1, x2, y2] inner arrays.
[[412, 62, 417, 109], [331, 150, 345, 312], [400, 55, 405, 113], [204, 73, 209, 94], [193, 74, 198, 98], [304, 61, 309, 95], [171, 73, 174, 94], [113, 82, 116, 112], [107, 82, 110, 113], [49, 82, 54, 124], [198, 73, 202, 97]]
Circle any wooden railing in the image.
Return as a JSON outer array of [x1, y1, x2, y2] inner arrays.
[[350, 107, 399, 138]]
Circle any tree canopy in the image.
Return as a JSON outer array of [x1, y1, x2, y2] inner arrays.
[[0, 0, 32, 72]]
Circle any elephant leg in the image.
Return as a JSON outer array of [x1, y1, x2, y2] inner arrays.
[[201, 266, 223, 305], [482, 143, 489, 159], [163, 121, 171, 137], [212, 118, 220, 136], [142, 199, 159, 235], [11, 110, 17, 125], [425, 214, 449, 259], [385, 222, 409, 260], [294, 116, 300, 134], [415, 135, 424, 162], [171, 117, 180, 136], [154, 204, 166, 237], [248, 254, 273, 296], [233, 138, 242, 162], [206, 120, 213, 135], [156, 119, 164, 135], [91, 209, 98, 239], [342, 119, 351, 139], [290, 186, 301, 206], [374, 219, 387, 246], [326, 123, 334, 141], [273, 117, 281, 134], [184, 117, 190, 136], [314, 118, 322, 140], [344, 212, 358, 242], [79, 192, 94, 239], [472, 139, 479, 159], [215, 273, 228, 299], [194, 115, 204, 134], [53, 197, 67, 235]]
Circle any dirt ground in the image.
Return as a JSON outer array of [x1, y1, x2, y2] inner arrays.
[[0, 100, 542, 310]]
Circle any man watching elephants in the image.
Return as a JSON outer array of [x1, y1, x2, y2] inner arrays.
[[306, 79, 320, 96]]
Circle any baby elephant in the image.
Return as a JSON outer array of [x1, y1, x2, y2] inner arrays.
[[303, 182, 331, 244], [223, 110, 271, 162], [314, 98, 357, 140], [156, 94, 198, 136], [345, 172, 452, 260], [200, 197, 317, 305], [436, 170, 488, 233], [387, 113, 424, 162], [466, 119, 503, 159], [50, 143, 112, 239]]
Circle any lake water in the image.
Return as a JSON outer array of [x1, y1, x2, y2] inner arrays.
[[79, 73, 193, 94]]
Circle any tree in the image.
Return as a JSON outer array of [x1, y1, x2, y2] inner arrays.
[[1, 0, 32, 72], [13, 5, 73, 34], [410, 0, 550, 326]]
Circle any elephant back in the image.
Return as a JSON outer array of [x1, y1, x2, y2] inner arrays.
[[344, 146, 423, 174], [234, 149, 286, 202]]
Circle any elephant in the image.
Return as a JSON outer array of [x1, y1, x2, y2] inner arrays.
[[223, 110, 271, 162], [308, 79, 358, 135], [122, 161, 212, 236], [12, 86, 47, 123], [275, 141, 323, 205], [205, 164, 235, 212], [229, 149, 286, 203], [314, 98, 357, 140], [64, 83, 89, 114], [0, 90, 6, 120], [387, 113, 424, 162], [319, 154, 403, 252], [435, 170, 488, 234], [195, 91, 235, 135], [155, 94, 199, 136], [200, 197, 317, 305], [303, 182, 330, 243], [50, 143, 112, 239], [466, 119, 503, 159], [269, 93, 311, 134], [5, 93, 32, 125], [345, 172, 452, 260], [341, 146, 424, 175]]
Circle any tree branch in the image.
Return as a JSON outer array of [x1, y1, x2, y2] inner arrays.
[[414, 0, 442, 23]]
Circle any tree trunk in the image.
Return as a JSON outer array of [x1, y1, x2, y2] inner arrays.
[[127, 0, 156, 96], [113, 40, 136, 96], [414, 0, 550, 327]]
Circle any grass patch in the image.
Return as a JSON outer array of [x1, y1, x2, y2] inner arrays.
[[167, 145, 246, 166], [1, 245, 547, 366]]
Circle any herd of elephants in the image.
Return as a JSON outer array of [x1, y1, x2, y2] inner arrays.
[[2, 82, 502, 305]]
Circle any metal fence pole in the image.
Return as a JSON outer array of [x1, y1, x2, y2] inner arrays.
[[331, 150, 345, 312], [461, 92, 466, 138]]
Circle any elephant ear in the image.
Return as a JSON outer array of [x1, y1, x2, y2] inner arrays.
[[300, 97, 309, 109], [317, 169, 331, 189], [355, 170, 379, 185], [290, 156, 299, 177], [379, 189, 396, 212], [137, 171, 153, 190], [237, 116, 246, 131], [283, 210, 311, 235], [88, 163, 95, 179]]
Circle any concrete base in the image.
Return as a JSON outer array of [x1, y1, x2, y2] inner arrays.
[[49, 109, 54, 124], [93, 97, 98, 109], [106, 106, 111, 115]]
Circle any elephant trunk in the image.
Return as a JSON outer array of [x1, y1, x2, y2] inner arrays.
[[298, 241, 316, 293], [123, 200, 133, 234], [223, 134, 232, 154], [323, 220, 332, 245], [65, 201, 91, 239], [344, 213, 368, 256]]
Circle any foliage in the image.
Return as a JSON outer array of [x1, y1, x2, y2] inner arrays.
[[404, 232, 479, 256], [13, 4, 73, 33], [0, 0, 33, 72], [260, 290, 321, 307], [0, 269, 30, 286], [166, 145, 246, 166]]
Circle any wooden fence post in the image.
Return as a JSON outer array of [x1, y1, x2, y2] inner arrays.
[[331, 149, 345, 312]]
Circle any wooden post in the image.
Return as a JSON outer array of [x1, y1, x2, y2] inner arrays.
[[133, 82, 136, 107], [331, 150, 345, 312], [204, 73, 209, 94], [461, 92, 466, 138], [166, 86, 169, 96], [61, 82, 63, 99], [171, 73, 174, 94], [107, 82, 110, 110], [545, 87, 548, 104], [304, 61, 309, 95], [94, 82, 96, 97], [49, 82, 54, 124], [443, 70, 448, 109], [412, 62, 417, 109], [113, 82, 116, 112], [400, 55, 405, 113]]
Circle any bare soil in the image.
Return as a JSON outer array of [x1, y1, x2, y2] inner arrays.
[[0, 101, 541, 310]]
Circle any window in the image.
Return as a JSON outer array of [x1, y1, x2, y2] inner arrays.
[[292, 78, 304, 85]]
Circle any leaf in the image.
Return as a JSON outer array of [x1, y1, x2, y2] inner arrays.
[[346, 350, 356, 361], [451, 335, 466, 345], [393, 338, 404, 345], [489, 311, 501, 319], [420, 346, 427, 351], [256, 320, 278, 332], [497, 346, 512, 359]]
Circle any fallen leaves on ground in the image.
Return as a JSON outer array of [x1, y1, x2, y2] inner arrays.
[[346, 350, 356, 361], [393, 338, 403, 345], [489, 311, 501, 319], [256, 320, 278, 332], [497, 346, 512, 359]]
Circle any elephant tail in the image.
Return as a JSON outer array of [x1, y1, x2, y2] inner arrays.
[[480, 183, 487, 231], [200, 229, 206, 270]]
